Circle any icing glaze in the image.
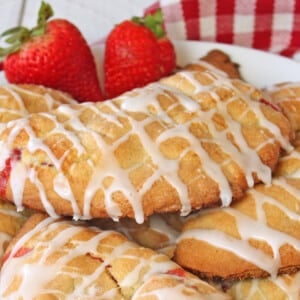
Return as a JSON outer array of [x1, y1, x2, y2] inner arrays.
[[0, 72, 292, 222], [177, 174, 300, 278], [0, 216, 224, 299]]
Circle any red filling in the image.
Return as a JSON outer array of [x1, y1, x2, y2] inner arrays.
[[2, 246, 32, 265], [166, 268, 186, 278], [0, 149, 21, 198], [259, 98, 281, 112]]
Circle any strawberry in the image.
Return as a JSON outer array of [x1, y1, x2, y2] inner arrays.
[[158, 37, 176, 77], [104, 20, 161, 99], [104, 9, 175, 99], [0, 2, 103, 102], [142, 9, 176, 77]]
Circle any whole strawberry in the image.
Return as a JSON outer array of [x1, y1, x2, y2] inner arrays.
[[0, 2, 103, 102], [104, 10, 175, 99]]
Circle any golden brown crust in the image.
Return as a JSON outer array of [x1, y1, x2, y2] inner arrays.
[[0, 213, 229, 299], [174, 173, 300, 281], [0, 67, 292, 222], [0, 84, 74, 266]]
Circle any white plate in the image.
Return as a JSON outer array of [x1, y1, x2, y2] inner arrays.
[[173, 40, 300, 88]]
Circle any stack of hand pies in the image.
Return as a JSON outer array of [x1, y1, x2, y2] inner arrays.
[[0, 50, 299, 299]]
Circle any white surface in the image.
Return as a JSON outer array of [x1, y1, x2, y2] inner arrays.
[[0, 0, 154, 44]]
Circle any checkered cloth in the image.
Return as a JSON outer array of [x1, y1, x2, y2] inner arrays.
[[145, 0, 300, 59]]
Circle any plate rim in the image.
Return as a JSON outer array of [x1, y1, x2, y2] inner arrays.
[[172, 40, 300, 88]]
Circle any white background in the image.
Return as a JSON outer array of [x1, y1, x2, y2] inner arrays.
[[0, 0, 155, 44]]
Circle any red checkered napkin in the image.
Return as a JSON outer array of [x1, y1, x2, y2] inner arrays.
[[145, 0, 300, 59]]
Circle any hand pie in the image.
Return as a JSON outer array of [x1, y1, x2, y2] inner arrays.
[[0, 213, 230, 299], [175, 146, 300, 281], [0, 67, 292, 223]]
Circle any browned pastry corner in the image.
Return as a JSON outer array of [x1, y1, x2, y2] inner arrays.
[[227, 271, 300, 299], [0, 65, 293, 223], [185, 49, 243, 79], [174, 155, 300, 281], [0, 213, 230, 299]]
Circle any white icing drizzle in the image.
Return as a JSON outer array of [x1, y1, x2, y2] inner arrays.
[[178, 228, 280, 276], [9, 160, 27, 212], [0, 71, 292, 222], [132, 274, 229, 300], [271, 178, 300, 212], [2, 86, 27, 114], [0, 85, 75, 128], [167, 70, 283, 186], [149, 214, 180, 244], [53, 173, 81, 220], [188, 60, 229, 78], [275, 272, 300, 300], [266, 82, 300, 100], [0, 217, 218, 299], [178, 175, 300, 278], [231, 272, 300, 300]]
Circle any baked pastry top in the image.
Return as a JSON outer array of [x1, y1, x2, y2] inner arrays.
[[0, 213, 230, 299], [0, 66, 293, 223], [0, 84, 75, 267], [0, 49, 299, 298], [175, 146, 300, 281]]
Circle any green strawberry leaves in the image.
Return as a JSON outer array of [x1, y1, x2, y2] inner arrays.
[[132, 9, 165, 39], [0, 1, 53, 57]]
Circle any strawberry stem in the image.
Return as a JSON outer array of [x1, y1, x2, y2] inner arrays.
[[132, 9, 165, 38], [0, 1, 54, 57]]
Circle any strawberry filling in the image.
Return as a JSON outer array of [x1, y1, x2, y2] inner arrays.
[[259, 98, 281, 112], [166, 268, 187, 278], [2, 246, 32, 265], [0, 149, 21, 198]]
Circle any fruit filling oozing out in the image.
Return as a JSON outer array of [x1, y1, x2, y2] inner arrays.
[[259, 98, 282, 112], [0, 149, 21, 198]]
